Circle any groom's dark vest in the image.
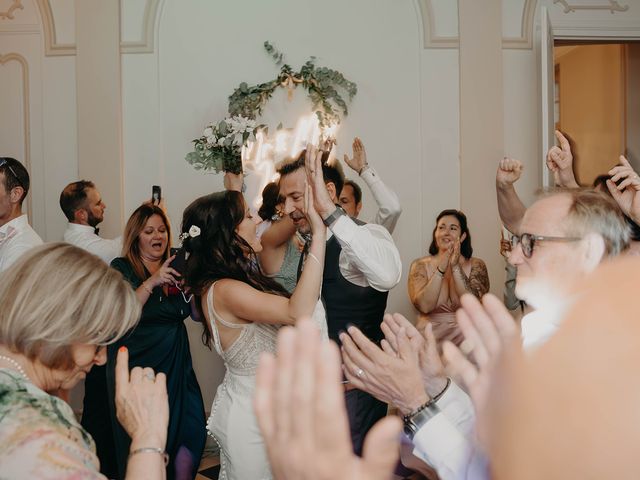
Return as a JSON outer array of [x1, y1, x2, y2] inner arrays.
[[321, 228, 389, 345]]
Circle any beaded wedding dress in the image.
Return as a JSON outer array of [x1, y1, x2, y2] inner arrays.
[[205, 282, 327, 480]]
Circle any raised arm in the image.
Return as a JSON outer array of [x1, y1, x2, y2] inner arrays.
[[547, 130, 579, 188], [315, 145, 402, 291], [496, 157, 526, 234], [344, 137, 402, 233], [259, 215, 297, 275], [217, 147, 328, 325]]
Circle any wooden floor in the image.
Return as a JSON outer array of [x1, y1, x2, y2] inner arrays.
[[196, 453, 220, 480]]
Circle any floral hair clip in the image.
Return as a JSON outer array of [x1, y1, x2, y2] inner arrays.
[[179, 225, 201, 243]]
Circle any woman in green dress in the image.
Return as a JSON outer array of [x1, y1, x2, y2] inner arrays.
[[83, 204, 206, 480]]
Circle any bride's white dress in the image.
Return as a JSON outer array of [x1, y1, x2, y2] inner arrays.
[[205, 283, 327, 480]]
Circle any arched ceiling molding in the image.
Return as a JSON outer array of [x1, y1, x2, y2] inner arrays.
[[33, 0, 75, 56], [120, 0, 161, 54], [417, 0, 459, 49], [35, 0, 162, 56], [503, 0, 538, 49], [417, 0, 538, 50], [0, 52, 32, 218], [0, 0, 24, 20]]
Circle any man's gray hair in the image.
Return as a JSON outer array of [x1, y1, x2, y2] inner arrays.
[[562, 189, 631, 257]]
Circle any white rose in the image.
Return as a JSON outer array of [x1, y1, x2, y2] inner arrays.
[[189, 225, 201, 238], [204, 127, 213, 137], [207, 135, 216, 145]]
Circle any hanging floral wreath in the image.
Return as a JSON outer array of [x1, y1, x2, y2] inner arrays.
[[186, 41, 357, 174]]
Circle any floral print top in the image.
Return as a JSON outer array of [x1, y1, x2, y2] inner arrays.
[[0, 368, 104, 479]]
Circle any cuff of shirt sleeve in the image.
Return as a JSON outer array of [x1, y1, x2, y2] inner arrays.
[[360, 165, 380, 183], [412, 412, 470, 469], [329, 214, 357, 243]]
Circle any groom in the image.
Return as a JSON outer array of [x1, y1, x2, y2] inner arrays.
[[278, 145, 402, 455]]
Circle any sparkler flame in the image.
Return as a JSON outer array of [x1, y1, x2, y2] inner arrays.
[[241, 113, 339, 212]]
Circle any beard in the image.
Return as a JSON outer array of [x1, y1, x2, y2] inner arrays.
[[86, 209, 103, 228], [290, 211, 310, 235]]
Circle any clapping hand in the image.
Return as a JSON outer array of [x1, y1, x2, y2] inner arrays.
[[381, 313, 448, 398], [607, 156, 640, 224], [305, 143, 335, 219], [547, 130, 579, 188], [340, 323, 428, 416], [255, 319, 401, 480], [496, 157, 523, 189], [442, 294, 518, 445], [449, 239, 462, 267], [343, 137, 368, 174]]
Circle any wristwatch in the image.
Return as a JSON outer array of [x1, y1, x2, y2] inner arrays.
[[322, 206, 345, 227], [403, 401, 441, 440]]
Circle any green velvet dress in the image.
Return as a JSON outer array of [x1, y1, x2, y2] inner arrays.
[[82, 257, 206, 480]]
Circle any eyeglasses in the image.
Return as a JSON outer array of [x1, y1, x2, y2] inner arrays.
[[510, 233, 582, 258], [0, 158, 24, 190]]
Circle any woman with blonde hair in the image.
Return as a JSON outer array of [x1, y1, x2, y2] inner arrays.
[[82, 204, 205, 480], [0, 243, 169, 479]]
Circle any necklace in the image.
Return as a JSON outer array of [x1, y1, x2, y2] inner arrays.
[[0, 354, 28, 380]]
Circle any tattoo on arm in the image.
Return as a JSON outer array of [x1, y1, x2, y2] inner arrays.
[[468, 260, 490, 298]]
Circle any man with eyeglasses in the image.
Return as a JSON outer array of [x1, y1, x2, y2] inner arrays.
[[508, 189, 630, 349], [360, 189, 631, 480], [0, 157, 43, 272]]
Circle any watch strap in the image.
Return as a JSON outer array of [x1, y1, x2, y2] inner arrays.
[[403, 402, 441, 439], [322, 206, 345, 227]]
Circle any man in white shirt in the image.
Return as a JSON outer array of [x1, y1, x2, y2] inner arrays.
[[339, 137, 402, 233], [278, 145, 402, 455], [0, 157, 43, 272], [60, 180, 122, 264]]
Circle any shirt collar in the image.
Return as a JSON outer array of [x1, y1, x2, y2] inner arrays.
[[0, 214, 29, 235], [67, 222, 97, 234]]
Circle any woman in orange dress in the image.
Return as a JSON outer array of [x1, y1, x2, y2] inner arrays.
[[408, 209, 489, 347]]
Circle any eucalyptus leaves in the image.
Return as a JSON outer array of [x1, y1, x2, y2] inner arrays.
[[186, 41, 357, 174], [229, 41, 357, 128]]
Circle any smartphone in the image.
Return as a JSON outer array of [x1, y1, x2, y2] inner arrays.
[[152, 185, 162, 204], [169, 247, 187, 274]]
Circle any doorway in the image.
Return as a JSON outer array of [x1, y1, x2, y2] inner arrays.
[[553, 41, 640, 186]]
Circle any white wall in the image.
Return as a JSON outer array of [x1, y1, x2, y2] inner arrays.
[[4, 0, 640, 410]]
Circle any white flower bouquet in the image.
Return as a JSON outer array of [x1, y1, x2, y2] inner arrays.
[[186, 115, 263, 174]]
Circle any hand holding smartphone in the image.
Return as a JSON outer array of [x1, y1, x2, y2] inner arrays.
[[152, 185, 162, 205]]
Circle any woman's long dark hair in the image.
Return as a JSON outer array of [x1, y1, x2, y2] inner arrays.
[[428, 209, 473, 259], [258, 182, 280, 221], [181, 191, 289, 347]]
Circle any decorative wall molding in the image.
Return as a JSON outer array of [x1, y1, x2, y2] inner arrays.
[[34, 0, 75, 56], [417, 0, 459, 49], [503, 0, 538, 49], [417, 0, 538, 50], [0, 52, 32, 218], [120, 0, 161, 54], [554, 0, 629, 13], [0, 0, 23, 20], [34, 0, 162, 56]]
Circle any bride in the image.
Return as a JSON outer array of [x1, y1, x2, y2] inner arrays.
[[181, 147, 327, 479]]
